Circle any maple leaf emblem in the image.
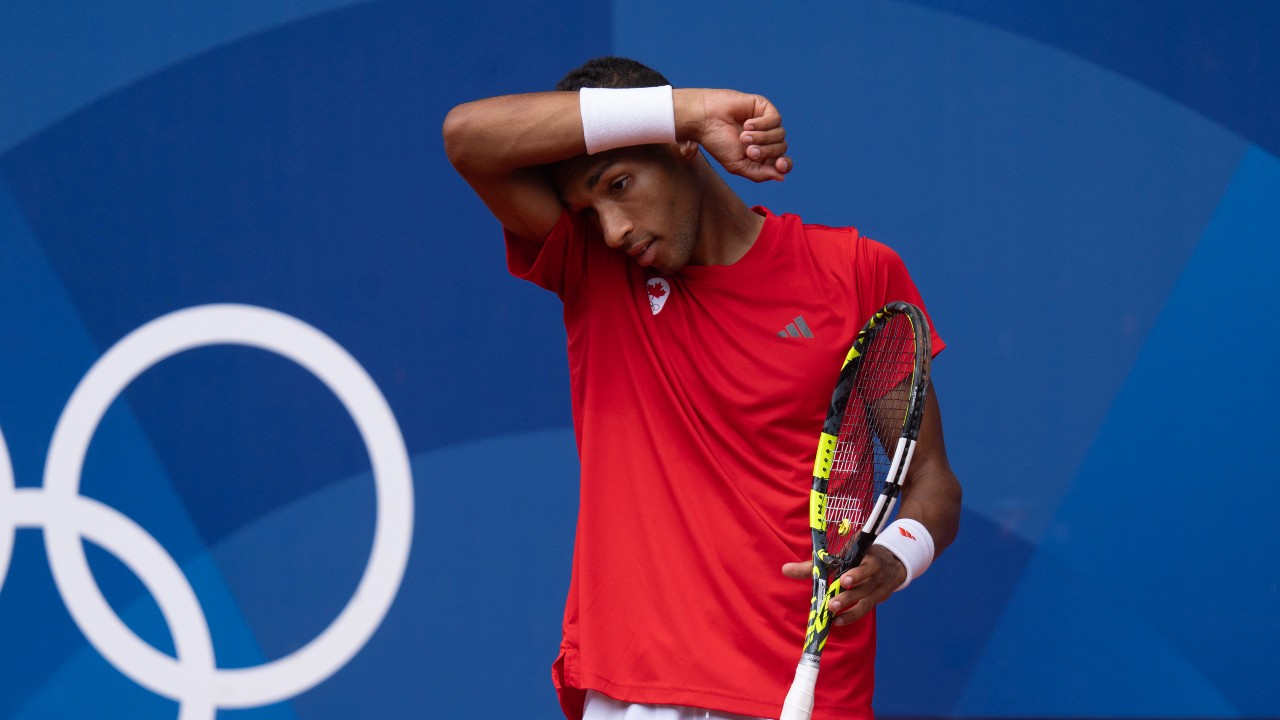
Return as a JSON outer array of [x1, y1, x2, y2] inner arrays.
[[645, 278, 671, 315]]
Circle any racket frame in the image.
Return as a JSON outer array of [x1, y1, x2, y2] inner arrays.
[[780, 300, 932, 720]]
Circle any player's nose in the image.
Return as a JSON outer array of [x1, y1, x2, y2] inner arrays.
[[598, 209, 631, 249]]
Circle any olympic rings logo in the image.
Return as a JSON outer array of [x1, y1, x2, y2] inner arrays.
[[0, 304, 415, 719]]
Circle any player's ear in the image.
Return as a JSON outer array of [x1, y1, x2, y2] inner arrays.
[[677, 140, 699, 160]]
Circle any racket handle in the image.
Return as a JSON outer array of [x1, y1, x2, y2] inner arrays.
[[780, 656, 820, 720]]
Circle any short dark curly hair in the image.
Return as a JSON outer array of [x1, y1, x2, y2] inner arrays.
[[555, 56, 671, 91]]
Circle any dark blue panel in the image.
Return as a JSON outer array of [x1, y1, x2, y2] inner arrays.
[[1039, 147, 1280, 716], [0, 0, 368, 152], [902, 0, 1280, 156], [954, 544, 1237, 716], [953, 147, 1280, 717], [0, 532, 84, 719], [278, 431, 580, 719], [0, 0, 608, 549], [876, 509, 1037, 715]]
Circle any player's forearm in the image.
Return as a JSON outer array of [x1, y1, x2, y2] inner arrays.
[[442, 89, 714, 173], [899, 462, 962, 555], [442, 92, 587, 180], [896, 386, 961, 554], [672, 88, 710, 144]]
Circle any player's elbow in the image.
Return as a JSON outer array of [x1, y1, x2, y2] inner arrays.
[[935, 468, 963, 548], [441, 103, 483, 174], [944, 467, 962, 505], [935, 466, 963, 520]]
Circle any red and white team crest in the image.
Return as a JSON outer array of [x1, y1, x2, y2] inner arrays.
[[646, 278, 671, 315]]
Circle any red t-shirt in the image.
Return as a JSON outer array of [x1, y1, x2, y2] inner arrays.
[[505, 207, 944, 720]]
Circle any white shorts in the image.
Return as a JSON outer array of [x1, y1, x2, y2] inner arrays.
[[582, 690, 771, 720]]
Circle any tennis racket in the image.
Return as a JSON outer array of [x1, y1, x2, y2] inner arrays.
[[779, 300, 933, 720]]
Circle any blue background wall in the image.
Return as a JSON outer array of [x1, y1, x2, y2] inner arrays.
[[0, 1, 1276, 717]]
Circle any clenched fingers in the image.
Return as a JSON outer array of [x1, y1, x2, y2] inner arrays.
[[827, 547, 906, 625], [740, 125, 790, 177]]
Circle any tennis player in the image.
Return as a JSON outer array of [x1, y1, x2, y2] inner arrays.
[[443, 57, 962, 720]]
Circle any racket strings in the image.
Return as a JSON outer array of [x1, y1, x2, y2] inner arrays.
[[825, 314, 917, 554]]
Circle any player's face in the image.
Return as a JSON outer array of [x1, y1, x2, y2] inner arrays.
[[555, 145, 703, 274]]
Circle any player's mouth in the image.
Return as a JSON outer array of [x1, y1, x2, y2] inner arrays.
[[629, 238, 657, 267]]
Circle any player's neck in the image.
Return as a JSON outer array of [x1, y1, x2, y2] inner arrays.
[[688, 169, 765, 266]]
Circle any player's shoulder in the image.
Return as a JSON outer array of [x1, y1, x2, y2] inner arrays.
[[794, 216, 893, 257], [807, 220, 903, 259], [763, 208, 904, 264], [800, 219, 858, 241], [760, 208, 858, 243], [800, 220, 913, 288]]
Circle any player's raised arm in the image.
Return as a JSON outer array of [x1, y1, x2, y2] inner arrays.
[[442, 91, 583, 242], [442, 87, 792, 242]]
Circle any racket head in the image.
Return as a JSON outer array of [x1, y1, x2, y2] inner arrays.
[[814, 301, 932, 574], [788, 301, 933, 717]]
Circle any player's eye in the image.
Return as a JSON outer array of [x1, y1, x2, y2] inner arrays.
[[609, 176, 629, 194]]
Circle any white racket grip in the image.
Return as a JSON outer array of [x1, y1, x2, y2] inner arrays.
[[780, 659, 820, 720]]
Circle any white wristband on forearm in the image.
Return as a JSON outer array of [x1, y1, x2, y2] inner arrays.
[[579, 85, 676, 155], [874, 518, 935, 591]]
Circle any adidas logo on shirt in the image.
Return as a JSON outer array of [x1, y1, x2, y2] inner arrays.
[[777, 315, 814, 338]]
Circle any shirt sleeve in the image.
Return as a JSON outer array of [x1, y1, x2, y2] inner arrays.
[[503, 208, 588, 299], [854, 236, 947, 357]]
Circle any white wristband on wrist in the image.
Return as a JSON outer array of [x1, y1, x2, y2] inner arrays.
[[578, 85, 676, 155], [873, 518, 935, 591]]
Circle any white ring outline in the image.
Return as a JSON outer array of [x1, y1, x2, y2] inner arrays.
[[30, 303, 414, 710], [33, 489, 218, 720], [0, 425, 16, 592]]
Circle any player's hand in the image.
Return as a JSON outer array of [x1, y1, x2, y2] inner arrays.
[[678, 89, 792, 182], [780, 546, 906, 625]]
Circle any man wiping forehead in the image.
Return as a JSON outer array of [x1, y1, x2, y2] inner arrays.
[[443, 56, 961, 720]]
